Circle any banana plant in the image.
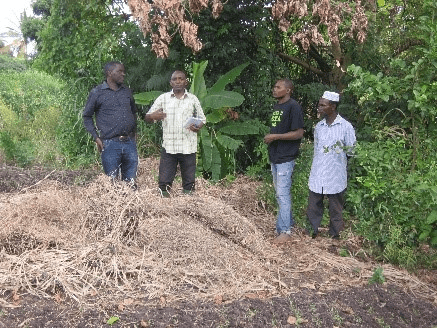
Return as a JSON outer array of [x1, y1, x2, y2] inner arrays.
[[134, 60, 262, 180]]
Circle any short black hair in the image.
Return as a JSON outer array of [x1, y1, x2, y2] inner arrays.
[[277, 78, 294, 91], [104, 61, 122, 77], [171, 70, 187, 78]]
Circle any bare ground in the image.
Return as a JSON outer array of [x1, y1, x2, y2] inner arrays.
[[0, 159, 436, 328]]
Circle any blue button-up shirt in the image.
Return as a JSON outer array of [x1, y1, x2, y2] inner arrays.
[[83, 82, 137, 140], [308, 114, 356, 194]]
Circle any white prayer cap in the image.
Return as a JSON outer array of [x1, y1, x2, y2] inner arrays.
[[322, 91, 340, 102]]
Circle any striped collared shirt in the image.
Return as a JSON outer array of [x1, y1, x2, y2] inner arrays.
[[308, 114, 356, 194], [147, 90, 206, 154]]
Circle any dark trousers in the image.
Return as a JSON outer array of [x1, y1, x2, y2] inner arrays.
[[158, 148, 196, 192], [307, 189, 345, 237]]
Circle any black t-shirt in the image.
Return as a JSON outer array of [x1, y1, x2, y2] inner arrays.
[[268, 98, 304, 164]]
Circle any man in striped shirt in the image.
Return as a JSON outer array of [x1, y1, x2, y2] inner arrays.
[[145, 70, 206, 197], [307, 91, 356, 239]]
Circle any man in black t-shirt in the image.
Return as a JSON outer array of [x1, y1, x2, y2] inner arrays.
[[264, 79, 304, 244]]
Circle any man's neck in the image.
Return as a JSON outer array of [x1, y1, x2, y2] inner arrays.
[[173, 89, 185, 99], [106, 80, 121, 91], [326, 112, 338, 126], [277, 94, 290, 104]]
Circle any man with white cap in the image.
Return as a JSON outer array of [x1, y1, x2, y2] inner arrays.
[[307, 91, 356, 239]]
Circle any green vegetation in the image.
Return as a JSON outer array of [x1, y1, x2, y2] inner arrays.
[[0, 0, 435, 270], [135, 60, 265, 180], [344, 0, 437, 269], [369, 267, 386, 285], [106, 316, 119, 325], [0, 67, 94, 167]]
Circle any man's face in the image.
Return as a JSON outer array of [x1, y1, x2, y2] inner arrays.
[[272, 81, 290, 99], [109, 64, 125, 85], [170, 71, 188, 92], [317, 98, 335, 119]]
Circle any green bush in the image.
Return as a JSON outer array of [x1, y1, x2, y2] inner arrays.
[[368, 266, 385, 284], [0, 70, 66, 119], [0, 71, 65, 166], [55, 82, 99, 168], [348, 135, 437, 268], [0, 55, 27, 72], [0, 132, 35, 167], [0, 69, 97, 168]]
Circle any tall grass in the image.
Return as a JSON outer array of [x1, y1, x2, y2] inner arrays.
[[0, 67, 97, 168]]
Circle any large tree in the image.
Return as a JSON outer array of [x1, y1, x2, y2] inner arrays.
[[127, 0, 371, 89], [20, 0, 53, 45]]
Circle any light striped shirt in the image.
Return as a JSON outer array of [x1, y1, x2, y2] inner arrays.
[[308, 114, 356, 194], [147, 90, 206, 154]]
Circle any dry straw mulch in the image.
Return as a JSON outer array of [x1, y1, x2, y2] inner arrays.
[[0, 158, 436, 308]]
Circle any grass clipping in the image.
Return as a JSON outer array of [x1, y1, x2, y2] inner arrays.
[[0, 158, 436, 306]]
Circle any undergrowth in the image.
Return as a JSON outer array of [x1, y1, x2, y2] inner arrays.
[[253, 135, 437, 271]]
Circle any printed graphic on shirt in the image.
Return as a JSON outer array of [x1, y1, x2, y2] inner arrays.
[[271, 110, 283, 127]]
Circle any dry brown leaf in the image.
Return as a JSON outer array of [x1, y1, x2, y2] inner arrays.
[[124, 298, 134, 305], [300, 282, 316, 289], [257, 291, 270, 299], [342, 306, 354, 314], [287, 315, 297, 324], [54, 293, 63, 304], [140, 320, 150, 327], [214, 294, 223, 304], [12, 290, 20, 305]]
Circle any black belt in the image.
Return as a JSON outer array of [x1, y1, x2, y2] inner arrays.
[[118, 135, 130, 141], [108, 134, 134, 142]]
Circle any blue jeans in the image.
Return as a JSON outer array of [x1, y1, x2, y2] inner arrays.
[[101, 138, 138, 181], [271, 160, 295, 234]]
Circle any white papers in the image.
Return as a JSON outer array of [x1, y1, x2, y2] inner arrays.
[[184, 117, 203, 128]]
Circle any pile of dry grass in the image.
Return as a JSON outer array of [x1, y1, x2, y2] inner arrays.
[[0, 158, 436, 307]]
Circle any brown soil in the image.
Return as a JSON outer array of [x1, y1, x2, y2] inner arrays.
[[0, 159, 436, 328]]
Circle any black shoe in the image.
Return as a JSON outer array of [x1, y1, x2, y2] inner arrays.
[[305, 228, 318, 239]]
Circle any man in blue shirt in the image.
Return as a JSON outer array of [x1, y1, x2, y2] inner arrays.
[[264, 79, 304, 244], [83, 61, 138, 188], [307, 91, 356, 239]]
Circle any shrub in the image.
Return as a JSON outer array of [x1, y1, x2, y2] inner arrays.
[[369, 266, 385, 284], [348, 134, 437, 268], [0, 69, 96, 167], [0, 54, 27, 72]]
